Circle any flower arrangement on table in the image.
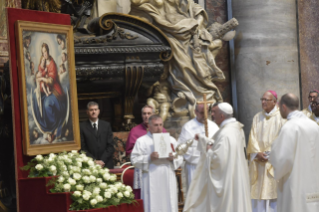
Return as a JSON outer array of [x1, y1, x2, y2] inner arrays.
[[21, 150, 136, 210]]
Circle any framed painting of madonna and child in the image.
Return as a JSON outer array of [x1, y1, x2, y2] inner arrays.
[[15, 21, 80, 156]]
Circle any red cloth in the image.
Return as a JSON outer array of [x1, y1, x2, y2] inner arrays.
[[18, 177, 143, 212], [125, 123, 167, 156]]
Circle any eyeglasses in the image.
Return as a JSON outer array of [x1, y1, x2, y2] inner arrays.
[[308, 96, 317, 100], [260, 98, 273, 102]]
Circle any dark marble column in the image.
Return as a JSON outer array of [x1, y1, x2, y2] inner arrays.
[[231, 0, 300, 138], [298, 0, 319, 108]]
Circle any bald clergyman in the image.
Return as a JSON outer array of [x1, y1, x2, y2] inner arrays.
[[247, 90, 286, 212], [184, 103, 251, 212], [177, 103, 219, 191], [270, 93, 319, 212]]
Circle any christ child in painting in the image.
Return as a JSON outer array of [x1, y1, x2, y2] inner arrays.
[[38, 56, 51, 96]]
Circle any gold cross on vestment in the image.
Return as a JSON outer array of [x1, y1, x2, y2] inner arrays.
[[197, 94, 215, 138]]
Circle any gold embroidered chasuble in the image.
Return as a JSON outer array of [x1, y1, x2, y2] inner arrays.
[[302, 107, 319, 125], [247, 107, 285, 200], [302, 107, 312, 118]]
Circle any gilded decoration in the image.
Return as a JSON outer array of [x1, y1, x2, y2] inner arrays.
[[130, 0, 238, 118]]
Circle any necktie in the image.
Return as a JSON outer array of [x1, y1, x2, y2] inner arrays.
[[93, 123, 98, 135]]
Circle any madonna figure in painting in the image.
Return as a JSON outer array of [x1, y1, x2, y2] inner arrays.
[[31, 43, 69, 143]]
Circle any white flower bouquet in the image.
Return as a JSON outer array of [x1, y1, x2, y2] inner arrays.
[[21, 151, 136, 210]]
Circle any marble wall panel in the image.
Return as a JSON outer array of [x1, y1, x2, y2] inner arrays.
[[298, 0, 319, 108], [232, 0, 300, 138]]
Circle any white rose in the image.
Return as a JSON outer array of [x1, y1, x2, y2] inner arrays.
[[73, 173, 82, 181], [83, 193, 90, 200], [76, 162, 82, 168], [115, 183, 122, 189], [104, 191, 112, 199], [124, 191, 130, 197], [58, 176, 65, 183], [103, 173, 110, 181], [66, 158, 72, 164], [110, 175, 116, 182], [76, 184, 84, 191], [49, 153, 56, 159], [48, 157, 54, 163], [88, 160, 95, 166], [82, 176, 90, 184], [104, 168, 109, 173], [89, 175, 96, 182], [49, 165, 56, 172], [62, 171, 70, 178], [93, 187, 101, 196], [125, 186, 133, 192], [82, 156, 89, 163], [112, 187, 118, 193], [96, 178, 103, 184], [71, 150, 78, 154], [96, 195, 103, 202], [35, 164, 43, 171], [76, 157, 83, 162], [99, 182, 107, 189], [117, 192, 123, 199], [68, 178, 76, 185], [61, 165, 67, 171], [35, 155, 43, 162], [63, 183, 71, 192], [99, 169, 106, 175], [90, 199, 97, 206], [73, 191, 81, 197], [82, 169, 91, 175], [95, 164, 102, 170], [83, 190, 92, 195], [68, 153, 74, 158], [92, 169, 99, 176]]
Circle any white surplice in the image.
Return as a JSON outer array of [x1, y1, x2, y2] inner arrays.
[[178, 118, 219, 189], [183, 118, 252, 212], [269, 111, 319, 212], [131, 132, 183, 212]]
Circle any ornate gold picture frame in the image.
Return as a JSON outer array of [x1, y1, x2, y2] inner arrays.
[[15, 20, 80, 156]]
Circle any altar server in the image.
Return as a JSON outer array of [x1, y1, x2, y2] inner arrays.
[[247, 90, 285, 212], [125, 105, 167, 199], [178, 103, 219, 190], [270, 93, 319, 212], [131, 115, 183, 212], [184, 103, 251, 212]]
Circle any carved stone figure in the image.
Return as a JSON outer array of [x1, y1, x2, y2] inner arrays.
[[130, 0, 238, 118], [146, 80, 171, 122]]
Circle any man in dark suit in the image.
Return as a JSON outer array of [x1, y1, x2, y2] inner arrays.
[[80, 101, 114, 169]]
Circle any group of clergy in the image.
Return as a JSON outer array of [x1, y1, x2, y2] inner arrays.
[[126, 90, 319, 212]]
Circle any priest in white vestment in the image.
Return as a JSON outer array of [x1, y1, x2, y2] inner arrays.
[[247, 90, 286, 212], [131, 115, 183, 212], [270, 93, 319, 212], [178, 104, 219, 190], [184, 103, 252, 212]]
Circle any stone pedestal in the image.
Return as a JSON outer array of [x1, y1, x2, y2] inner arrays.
[[231, 0, 300, 138], [298, 0, 319, 108]]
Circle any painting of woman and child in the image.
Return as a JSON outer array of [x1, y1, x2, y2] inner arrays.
[[16, 21, 80, 155]]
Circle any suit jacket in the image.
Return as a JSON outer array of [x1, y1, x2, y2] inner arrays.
[[80, 119, 115, 169]]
